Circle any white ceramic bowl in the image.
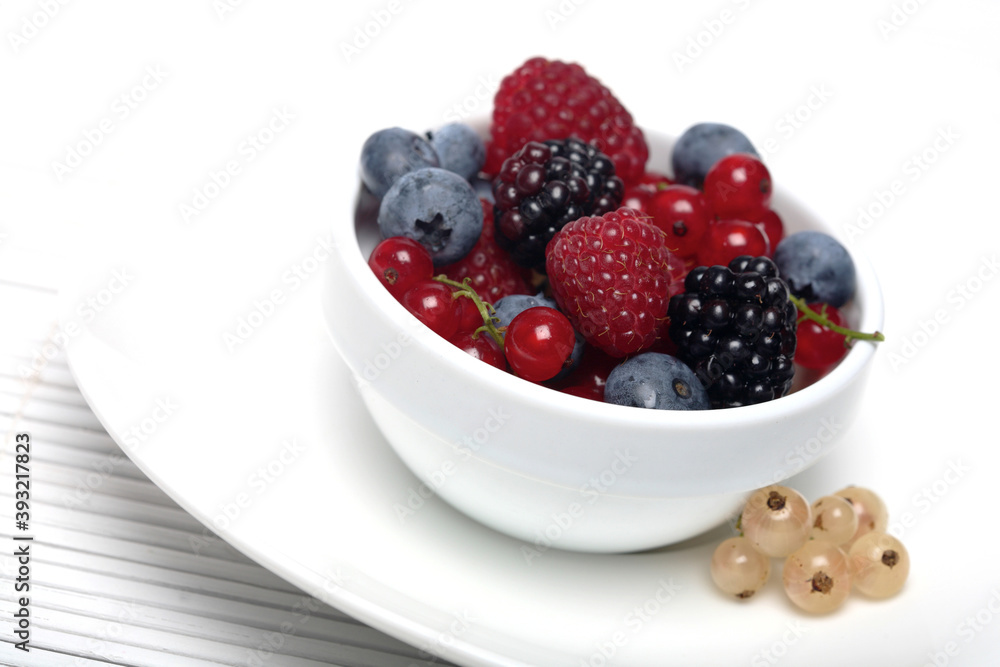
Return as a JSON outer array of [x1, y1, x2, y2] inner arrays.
[[323, 124, 884, 553]]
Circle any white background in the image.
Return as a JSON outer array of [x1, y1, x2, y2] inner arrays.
[[3, 1, 1000, 665]]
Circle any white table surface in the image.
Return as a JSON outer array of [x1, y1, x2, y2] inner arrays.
[[3, 1, 1000, 665]]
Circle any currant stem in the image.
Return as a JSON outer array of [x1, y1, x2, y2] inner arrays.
[[432, 275, 506, 349], [789, 295, 885, 344]]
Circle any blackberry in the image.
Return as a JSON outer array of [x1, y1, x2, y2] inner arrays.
[[667, 255, 797, 408], [492, 138, 624, 272]]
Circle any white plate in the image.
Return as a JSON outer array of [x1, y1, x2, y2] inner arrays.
[[60, 204, 960, 667]]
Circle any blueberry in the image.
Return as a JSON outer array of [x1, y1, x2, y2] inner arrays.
[[604, 353, 710, 411], [360, 127, 440, 199], [553, 331, 586, 381], [493, 292, 558, 327], [671, 122, 759, 189], [773, 231, 856, 307], [427, 123, 485, 182], [494, 293, 584, 379], [378, 167, 483, 266]]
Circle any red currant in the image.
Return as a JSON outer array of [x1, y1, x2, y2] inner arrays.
[[703, 153, 772, 217], [697, 218, 770, 268], [622, 171, 672, 213], [368, 236, 434, 300], [454, 294, 485, 334], [622, 186, 653, 213], [504, 307, 576, 382], [400, 280, 461, 339], [795, 303, 848, 370], [744, 207, 785, 252], [637, 170, 673, 188], [449, 331, 506, 370], [646, 185, 711, 259]]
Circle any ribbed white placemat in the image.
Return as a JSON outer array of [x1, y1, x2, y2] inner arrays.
[[0, 279, 455, 667]]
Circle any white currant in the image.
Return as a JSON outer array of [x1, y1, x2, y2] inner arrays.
[[783, 540, 853, 613], [809, 495, 859, 546], [848, 531, 910, 598], [710, 536, 771, 599], [741, 485, 812, 558], [834, 485, 888, 546]]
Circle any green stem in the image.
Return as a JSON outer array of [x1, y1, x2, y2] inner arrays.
[[789, 295, 885, 344], [432, 275, 506, 350]]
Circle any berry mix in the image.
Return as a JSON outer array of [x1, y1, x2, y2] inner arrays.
[[712, 483, 910, 611], [359, 56, 883, 411]]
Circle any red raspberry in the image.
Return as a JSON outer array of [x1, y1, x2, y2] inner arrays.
[[484, 57, 648, 185], [439, 199, 533, 304], [546, 207, 686, 358]]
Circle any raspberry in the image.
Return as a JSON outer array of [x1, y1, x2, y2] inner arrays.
[[484, 57, 648, 184], [667, 256, 797, 408], [493, 138, 624, 272], [439, 199, 533, 303], [546, 207, 686, 358]]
